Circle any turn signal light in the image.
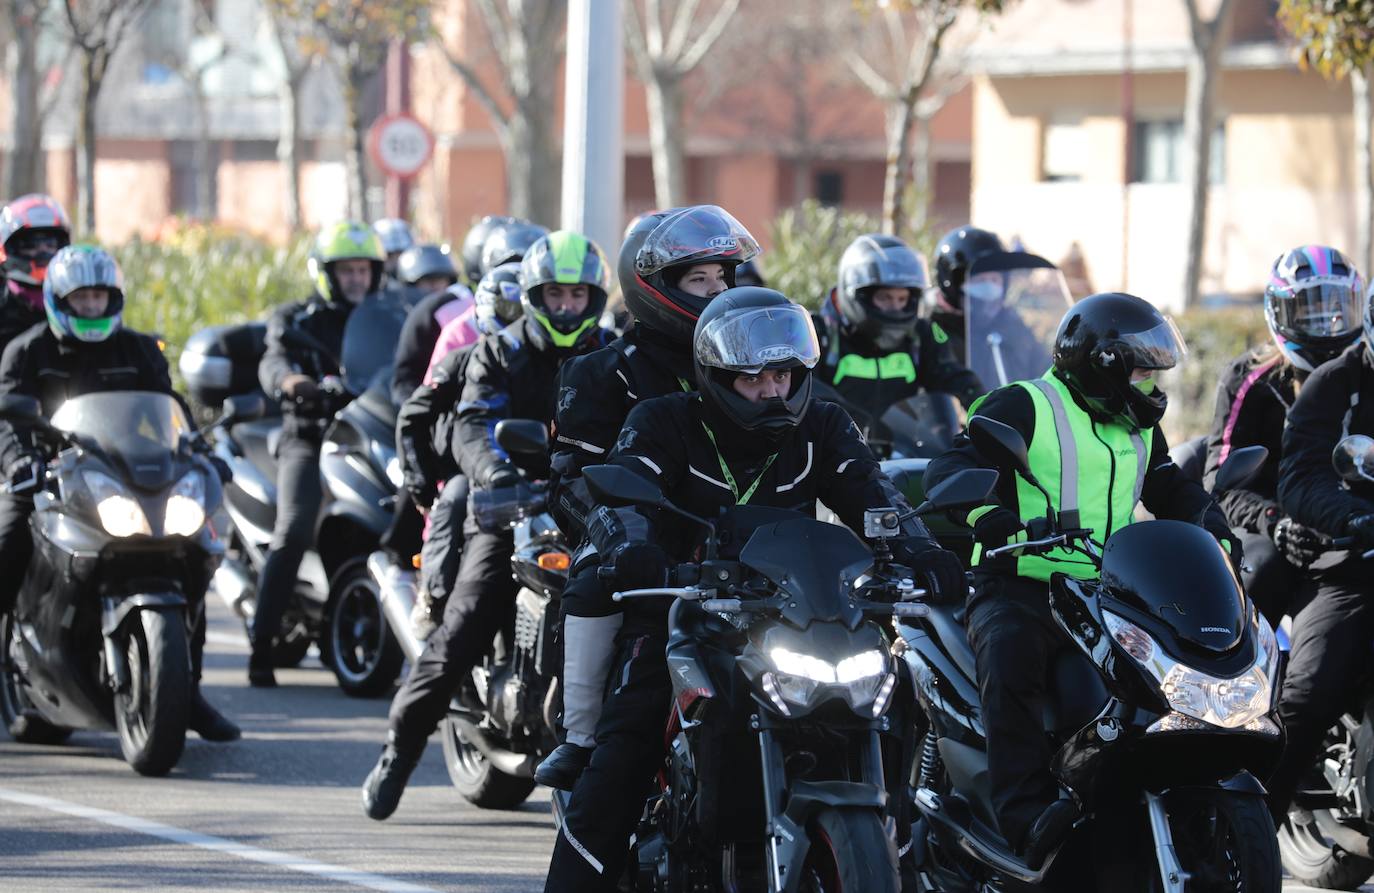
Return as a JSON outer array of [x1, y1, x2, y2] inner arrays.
[[538, 551, 571, 571]]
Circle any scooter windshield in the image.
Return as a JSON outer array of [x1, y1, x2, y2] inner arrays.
[[50, 391, 192, 489], [341, 294, 408, 394], [738, 517, 874, 630], [963, 251, 1072, 388], [873, 392, 960, 459]]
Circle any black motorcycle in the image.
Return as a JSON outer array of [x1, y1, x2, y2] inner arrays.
[[0, 391, 222, 775], [1275, 433, 1374, 890], [905, 417, 1283, 891], [578, 461, 995, 893]]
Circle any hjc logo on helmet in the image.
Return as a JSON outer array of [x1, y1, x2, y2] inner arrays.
[[706, 236, 738, 250]]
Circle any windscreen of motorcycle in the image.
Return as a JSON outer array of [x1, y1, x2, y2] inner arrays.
[[1099, 519, 1245, 654], [873, 392, 960, 459], [738, 516, 874, 630], [963, 251, 1072, 388], [341, 294, 409, 394], [51, 390, 192, 490]]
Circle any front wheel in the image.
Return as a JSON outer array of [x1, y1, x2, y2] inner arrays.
[[796, 808, 899, 893], [114, 610, 190, 776], [1164, 789, 1280, 893], [0, 612, 72, 745], [324, 559, 403, 698], [439, 715, 536, 810]]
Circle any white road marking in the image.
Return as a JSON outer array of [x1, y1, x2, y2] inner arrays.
[[0, 787, 443, 893], [206, 630, 249, 649]]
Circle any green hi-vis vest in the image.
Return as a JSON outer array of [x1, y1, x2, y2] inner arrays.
[[971, 374, 1152, 582], [831, 351, 917, 384]]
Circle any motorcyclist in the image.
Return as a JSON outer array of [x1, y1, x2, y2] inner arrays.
[[0, 194, 71, 349], [458, 215, 520, 286], [814, 233, 983, 447], [928, 224, 1005, 364], [543, 287, 966, 892], [249, 221, 385, 687], [372, 218, 415, 289], [479, 219, 549, 275], [534, 204, 760, 790], [0, 244, 239, 742], [361, 230, 614, 820], [1268, 277, 1374, 825], [396, 243, 459, 299], [396, 262, 524, 638], [1203, 246, 1363, 626], [924, 291, 1238, 868]]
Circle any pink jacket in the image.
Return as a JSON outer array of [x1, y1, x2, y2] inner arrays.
[[423, 305, 484, 384]]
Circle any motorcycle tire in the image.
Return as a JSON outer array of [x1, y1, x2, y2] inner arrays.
[[0, 613, 73, 745], [115, 610, 190, 777], [324, 558, 404, 698], [439, 716, 536, 810], [1159, 789, 1280, 893], [1279, 812, 1374, 889], [796, 807, 899, 893]]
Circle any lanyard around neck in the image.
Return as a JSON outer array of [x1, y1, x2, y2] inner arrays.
[[700, 421, 777, 505]]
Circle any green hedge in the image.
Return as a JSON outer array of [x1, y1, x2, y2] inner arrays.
[[1161, 306, 1270, 445]]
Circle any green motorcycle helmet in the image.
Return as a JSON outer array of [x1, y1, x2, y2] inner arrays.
[[517, 230, 611, 353], [307, 221, 385, 302]]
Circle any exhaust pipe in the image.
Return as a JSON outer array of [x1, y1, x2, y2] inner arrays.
[[212, 558, 255, 619], [367, 551, 423, 663], [448, 715, 537, 777]]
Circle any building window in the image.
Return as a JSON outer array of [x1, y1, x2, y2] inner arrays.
[[1042, 116, 1087, 182], [815, 169, 844, 206], [1133, 119, 1225, 184]]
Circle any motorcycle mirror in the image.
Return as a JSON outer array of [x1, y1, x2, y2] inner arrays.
[[968, 417, 1032, 478], [222, 393, 267, 424], [1212, 445, 1268, 495], [915, 468, 1000, 515], [583, 464, 666, 508], [494, 419, 549, 457], [0, 394, 41, 420], [1333, 435, 1374, 484]]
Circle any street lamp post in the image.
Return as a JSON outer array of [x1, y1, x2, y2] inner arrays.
[[561, 0, 624, 261]]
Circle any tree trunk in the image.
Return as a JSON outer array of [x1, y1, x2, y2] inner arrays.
[[77, 53, 99, 236], [1354, 64, 1372, 279], [342, 69, 368, 221], [645, 70, 686, 209], [191, 84, 214, 219], [912, 110, 934, 233], [506, 69, 559, 225], [6, 34, 42, 196], [1180, 1, 1233, 308], [883, 95, 917, 236], [278, 71, 303, 231]]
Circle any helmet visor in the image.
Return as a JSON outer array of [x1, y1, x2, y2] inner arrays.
[[637, 205, 761, 277], [1268, 275, 1364, 340], [696, 304, 820, 373], [1117, 316, 1188, 371]]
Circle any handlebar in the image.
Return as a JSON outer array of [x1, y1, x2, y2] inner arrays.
[[1330, 536, 1374, 560]]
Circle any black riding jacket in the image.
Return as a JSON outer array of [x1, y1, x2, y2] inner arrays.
[[594, 393, 938, 630], [258, 293, 353, 438], [396, 342, 478, 502], [549, 324, 695, 539], [390, 287, 471, 408], [456, 317, 613, 487], [0, 292, 42, 354], [1279, 343, 1374, 549], [1203, 349, 1298, 536], [0, 323, 182, 469]]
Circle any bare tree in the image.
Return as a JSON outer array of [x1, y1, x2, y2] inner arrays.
[[59, 0, 156, 234], [3, 0, 59, 196], [263, 4, 321, 231], [436, 1, 565, 224], [1180, 0, 1236, 307], [624, 0, 740, 209]]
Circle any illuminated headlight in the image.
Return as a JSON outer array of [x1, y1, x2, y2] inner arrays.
[[1102, 610, 1273, 730], [164, 471, 206, 536], [84, 470, 151, 537], [385, 455, 403, 488], [765, 647, 893, 716]]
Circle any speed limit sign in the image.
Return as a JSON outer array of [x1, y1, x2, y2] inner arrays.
[[367, 113, 435, 179]]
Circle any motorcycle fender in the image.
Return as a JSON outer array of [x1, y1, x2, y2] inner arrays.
[[1166, 771, 1268, 800], [100, 593, 186, 693], [772, 782, 889, 893], [317, 500, 386, 541]]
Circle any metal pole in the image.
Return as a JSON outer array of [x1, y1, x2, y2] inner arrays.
[[384, 39, 412, 219], [1121, 0, 1134, 292], [561, 0, 624, 262]]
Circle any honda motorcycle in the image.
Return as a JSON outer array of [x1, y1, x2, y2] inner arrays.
[[1276, 433, 1374, 890], [578, 461, 997, 893], [0, 392, 222, 775], [904, 417, 1282, 892]]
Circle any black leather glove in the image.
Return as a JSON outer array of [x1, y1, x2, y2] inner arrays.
[[1346, 513, 1374, 550], [484, 463, 521, 490], [897, 538, 968, 603], [607, 542, 671, 591], [1272, 516, 1325, 568], [968, 505, 1025, 548], [5, 454, 43, 495], [404, 471, 437, 511]]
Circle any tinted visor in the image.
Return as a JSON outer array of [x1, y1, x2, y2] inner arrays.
[[637, 205, 761, 277], [1116, 317, 1188, 371], [696, 304, 820, 373], [1268, 275, 1363, 340]]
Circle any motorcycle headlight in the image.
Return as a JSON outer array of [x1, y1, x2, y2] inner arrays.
[[1102, 610, 1273, 730], [83, 470, 151, 537], [164, 470, 206, 536], [765, 646, 893, 716]]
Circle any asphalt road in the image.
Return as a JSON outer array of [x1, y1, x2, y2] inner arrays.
[[0, 598, 1369, 892]]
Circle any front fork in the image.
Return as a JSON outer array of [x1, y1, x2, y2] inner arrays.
[[1144, 791, 1189, 893], [100, 594, 187, 694]]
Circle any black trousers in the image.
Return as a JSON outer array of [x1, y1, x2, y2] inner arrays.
[[964, 573, 1065, 849], [1267, 574, 1374, 819], [0, 493, 33, 615], [387, 529, 516, 746], [1238, 528, 1302, 628], [418, 475, 469, 602], [380, 489, 424, 565], [251, 435, 322, 649]]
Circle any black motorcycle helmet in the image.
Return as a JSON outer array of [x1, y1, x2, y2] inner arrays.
[[836, 233, 930, 352], [620, 205, 761, 345], [480, 219, 550, 274], [694, 287, 820, 450], [396, 243, 459, 290], [1052, 292, 1187, 430], [735, 258, 766, 288], [460, 215, 518, 285], [934, 225, 1005, 313]]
